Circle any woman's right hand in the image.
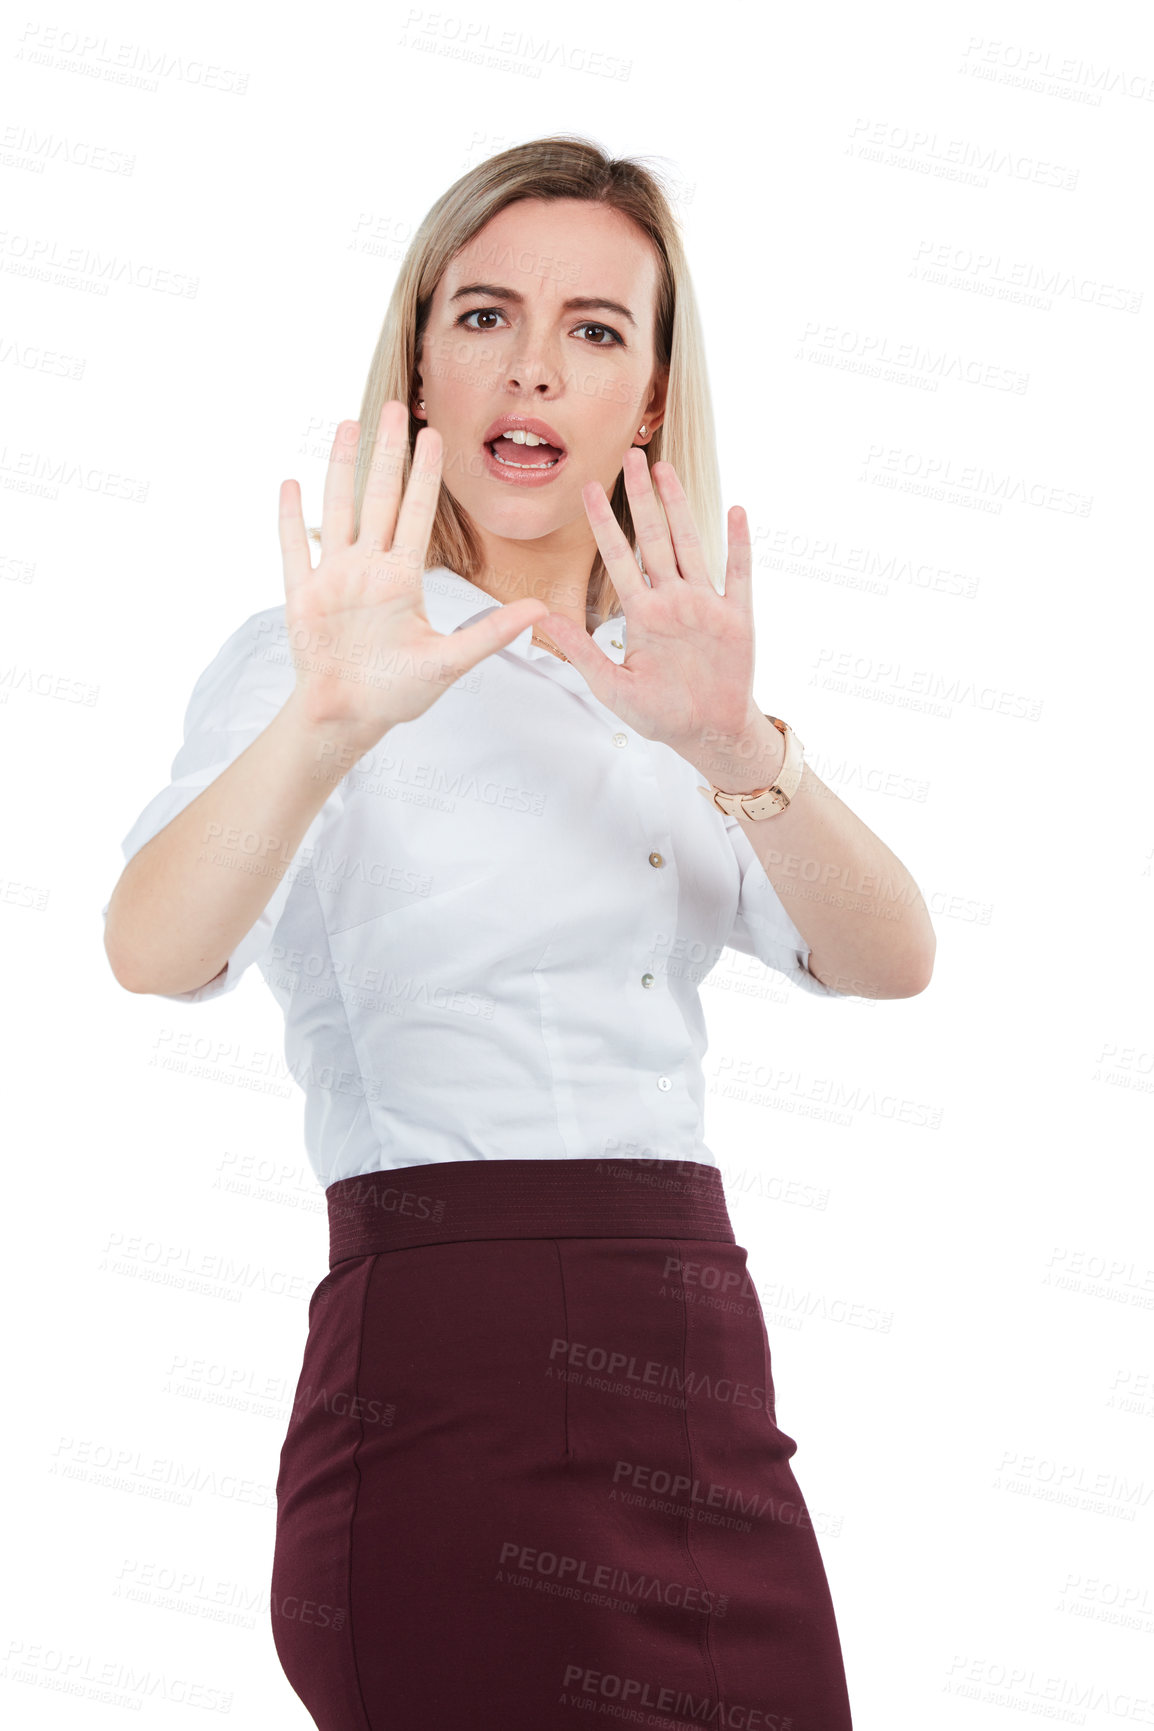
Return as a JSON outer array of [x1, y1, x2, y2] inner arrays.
[[278, 399, 549, 747]]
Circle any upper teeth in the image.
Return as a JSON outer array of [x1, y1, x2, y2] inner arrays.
[[502, 429, 554, 446]]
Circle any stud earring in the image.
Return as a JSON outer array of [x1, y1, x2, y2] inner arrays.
[[639, 425, 647, 437], [418, 400, 425, 410]]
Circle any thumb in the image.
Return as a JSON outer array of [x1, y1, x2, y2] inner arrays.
[[537, 612, 624, 707], [447, 598, 550, 676]]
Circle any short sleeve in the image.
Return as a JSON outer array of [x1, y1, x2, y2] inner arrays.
[[721, 812, 845, 997], [102, 605, 338, 1005]]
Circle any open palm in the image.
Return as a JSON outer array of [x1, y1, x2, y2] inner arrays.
[[279, 400, 549, 748], [537, 449, 761, 759]]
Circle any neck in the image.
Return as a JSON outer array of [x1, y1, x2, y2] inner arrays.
[[472, 535, 595, 631]]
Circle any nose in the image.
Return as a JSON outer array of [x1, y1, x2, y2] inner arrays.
[[503, 322, 562, 396]]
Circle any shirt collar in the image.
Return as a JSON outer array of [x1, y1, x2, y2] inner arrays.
[[421, 565, 628, 686]]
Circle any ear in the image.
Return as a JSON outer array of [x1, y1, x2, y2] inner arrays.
[[640, 363, 669, 440]]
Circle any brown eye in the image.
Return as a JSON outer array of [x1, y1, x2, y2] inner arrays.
[[574, 323, 624, 347], [457, 308, 507, 332]]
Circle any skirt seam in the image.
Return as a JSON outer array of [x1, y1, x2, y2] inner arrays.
[[345, 1253, 379, 1729], [550, 1239, 573, 1460], [674, 1238, 725, 1711]]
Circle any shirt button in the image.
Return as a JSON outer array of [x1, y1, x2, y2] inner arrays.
[[648, 851, 664, 868], [641, 973, 655, 989], [657, 1076, 672, 1091], [612, 732, 628, 748], [611, 639, 623, 650]]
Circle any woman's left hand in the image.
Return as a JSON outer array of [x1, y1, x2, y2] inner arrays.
[[536, 449, 765, 769]]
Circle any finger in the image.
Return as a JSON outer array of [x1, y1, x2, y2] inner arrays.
[[320, 420, 360, 558], [534, 611, 627, 710], [650, 461, 714, 587], [385, 424, 442, 596], [278, 478, 313, 599], [356, 400, 408, 556], [442, 597, 550, 679], [621, 447, 678, 586], [581, 479, 648, 604], [722, 505, 754, 611]]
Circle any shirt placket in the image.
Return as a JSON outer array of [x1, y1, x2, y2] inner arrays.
[[553, 662, 700, 1156]]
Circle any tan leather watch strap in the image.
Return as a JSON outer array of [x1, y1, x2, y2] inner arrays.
[[696, 714, 805, 820]]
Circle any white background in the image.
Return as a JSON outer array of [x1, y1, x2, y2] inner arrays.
[[3, 0, 1152, 1725]]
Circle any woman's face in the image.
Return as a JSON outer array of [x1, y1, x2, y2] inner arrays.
[[415, 197, 667, 605]]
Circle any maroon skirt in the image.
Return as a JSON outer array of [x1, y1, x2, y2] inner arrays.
[[270, 1158, 853, 1729]]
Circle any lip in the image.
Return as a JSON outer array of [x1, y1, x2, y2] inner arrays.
[[482, 413, 568, 449], [481, 442, 570, 487], [481, 413, 570, 487]]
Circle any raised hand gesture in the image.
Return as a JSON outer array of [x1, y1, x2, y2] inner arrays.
[[278, 400, 549, 750], [533, 448, 761, 766]]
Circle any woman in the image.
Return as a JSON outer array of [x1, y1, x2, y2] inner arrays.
[[104, 136, 934, 1730]]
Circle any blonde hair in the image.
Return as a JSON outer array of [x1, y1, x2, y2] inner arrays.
[[310, 134, 722, 626]]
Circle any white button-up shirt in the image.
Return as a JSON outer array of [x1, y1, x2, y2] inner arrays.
[[104, 566, 839, 1188]]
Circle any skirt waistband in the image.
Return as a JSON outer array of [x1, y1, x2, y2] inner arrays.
[[325, 1158, 735, 1266]]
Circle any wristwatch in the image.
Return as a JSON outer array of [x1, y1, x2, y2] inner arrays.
[[696, 714, 805, 820]]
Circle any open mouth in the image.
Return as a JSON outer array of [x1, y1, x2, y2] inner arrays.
[[486, 434, 565, 470], [481, 431, 570, 486]]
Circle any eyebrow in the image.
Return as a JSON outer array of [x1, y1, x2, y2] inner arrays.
[[447, 281, 636, 329]]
